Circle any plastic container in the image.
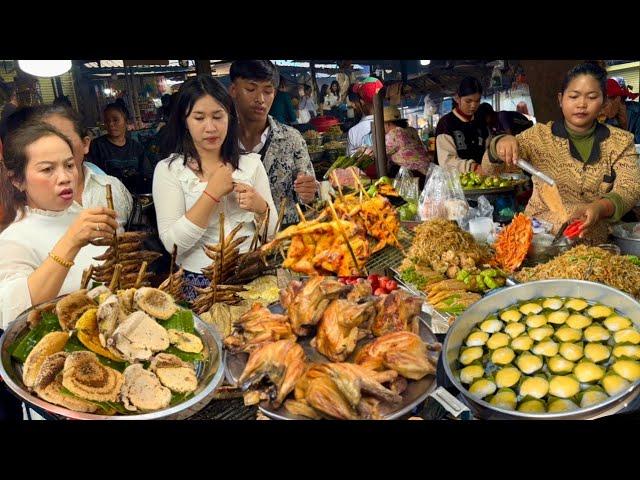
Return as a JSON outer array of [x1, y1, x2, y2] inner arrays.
[[468, 217, 493, 243]]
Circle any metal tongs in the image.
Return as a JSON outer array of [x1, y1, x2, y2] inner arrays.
[[516, 159, 556, 186]]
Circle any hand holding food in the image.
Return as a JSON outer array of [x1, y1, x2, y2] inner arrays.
[[64, 207, 118, 250], [294, 173, 317, 204], [234, 183, 268, 214], [570, 199, 615, 237]]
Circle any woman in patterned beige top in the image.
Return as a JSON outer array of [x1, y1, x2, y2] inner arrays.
[[383, 106, 430, 175], [484, 62, 640, 244]]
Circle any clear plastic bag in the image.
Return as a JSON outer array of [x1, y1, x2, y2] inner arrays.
[[418, 165, 470, 225], [393, 167, 419, 203]]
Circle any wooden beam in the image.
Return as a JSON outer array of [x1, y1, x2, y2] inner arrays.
[[372, 91, 387, 177]]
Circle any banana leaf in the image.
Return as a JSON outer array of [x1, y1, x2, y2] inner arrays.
[[9, 311, 62, 363], [64, 334, 129, 372], [162, 309, 194, 333], [164, 345, 204, 362]]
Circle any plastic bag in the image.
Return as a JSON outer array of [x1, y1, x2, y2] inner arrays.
[[461, 195, 495, 237], [393, 167, 419, 203], [418, 165, 470, 225]]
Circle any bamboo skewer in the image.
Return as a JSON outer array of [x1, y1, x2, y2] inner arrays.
[[105, 185, 119, 265], [327, 198, 366, 276], [274, 197, 288, 233], [261, 207, 270, 246], [331, 170, 344, 200], [81, 265, 94, 290], [295, 204, 307, 223], [134, 261, 148, 289], [109, 264, 123, 292], [169, 244, 177, 289]]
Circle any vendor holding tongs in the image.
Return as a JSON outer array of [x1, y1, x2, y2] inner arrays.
[[481, 62, 640, 244]]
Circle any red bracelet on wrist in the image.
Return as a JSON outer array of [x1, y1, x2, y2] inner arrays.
[[203, 191, 220, 203]]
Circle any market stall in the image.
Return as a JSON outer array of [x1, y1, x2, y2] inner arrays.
[[2, 169, 640, 421]]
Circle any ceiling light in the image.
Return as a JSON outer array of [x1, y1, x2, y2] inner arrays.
[[420, 60, 431, 66], [18, 60, 72, 77]]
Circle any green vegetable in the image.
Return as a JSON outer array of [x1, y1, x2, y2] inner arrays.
[[626, 255, 640, 266], [476, 275, 486, 291], [165, 345, 204, 362], [456, 269, 470, 281], [400, 267, 428, 290], [162, 309, 195, 333], [10, 311, 62, 363], [484, 277, 498, 290], [482, 269, 498, 278]]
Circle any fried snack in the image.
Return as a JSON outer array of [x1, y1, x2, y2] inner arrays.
[[493, 213, 533, 272]]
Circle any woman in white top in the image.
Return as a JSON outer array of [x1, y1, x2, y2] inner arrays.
[[30, 104, 133, 230], [153, 75, 277, 301], [0, 123, 118, 328], [297, 84, 318, 124]]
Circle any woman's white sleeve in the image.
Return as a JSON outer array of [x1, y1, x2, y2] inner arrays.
[[0, 241, 37, 329], [112, 177, 133, 231], [152, 161, 206, 256]]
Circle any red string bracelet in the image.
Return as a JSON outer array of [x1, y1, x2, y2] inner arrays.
[[203, 191, 220, 203]]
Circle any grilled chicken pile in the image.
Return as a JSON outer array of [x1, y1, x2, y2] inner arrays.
[[91, 231, 161, 289], [231, 276, 441, 419], [262, 189, 400, 277], [20, 284, 205, 415]]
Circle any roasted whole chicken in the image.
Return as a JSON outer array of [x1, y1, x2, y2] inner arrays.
[[280, 276, 349, 336], [355, 331, 441, 380], [311, 299, 375, 362], [371, 290, 423, 337], [287, 362, 401, 420], [224, 303, 295, 353], [237, 339, 306, 408]]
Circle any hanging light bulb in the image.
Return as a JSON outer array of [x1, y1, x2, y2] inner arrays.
[[17, 60, 72, 78]]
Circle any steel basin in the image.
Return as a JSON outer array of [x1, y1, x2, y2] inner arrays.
[[442, 279, 640, 419]]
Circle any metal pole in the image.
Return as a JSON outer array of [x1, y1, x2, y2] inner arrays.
[[372, 91, 387, 178]]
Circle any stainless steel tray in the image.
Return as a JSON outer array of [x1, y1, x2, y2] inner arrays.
[[224, 304, 439, 420], [442, 280, 640, 420], [0, 300, 226, 420]]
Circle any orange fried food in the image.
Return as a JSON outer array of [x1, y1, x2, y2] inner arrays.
[[370, 290, 423, 337], [493, 213, 533, 272]]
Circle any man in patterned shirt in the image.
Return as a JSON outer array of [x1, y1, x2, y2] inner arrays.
[[229, 60, 317, 226]]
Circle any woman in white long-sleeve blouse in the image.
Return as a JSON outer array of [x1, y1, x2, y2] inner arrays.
[[153, 75, 277, 301], [0, 123, 118, 328]]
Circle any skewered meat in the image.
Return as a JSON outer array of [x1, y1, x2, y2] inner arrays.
[[158, 267, 185, 301], [355, 331, 441, 380], [312, 299, 375, 362], [280, 276, 349, 336], [224, 303, 295, 353], [371, 290, 423, 337], [346, 279, 373, 303], [237, 339, 306, 408]]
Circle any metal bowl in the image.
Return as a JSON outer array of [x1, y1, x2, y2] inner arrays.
[[0, 302, 225, 420], [611, 222, 640, 256], [442, 280, 640, 420]]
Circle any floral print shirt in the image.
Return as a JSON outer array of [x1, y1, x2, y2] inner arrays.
[[385, 126, 430, 175], [260, 116, 316, 225]]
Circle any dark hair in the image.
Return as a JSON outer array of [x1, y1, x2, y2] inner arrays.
[[0, 122, 74, 228], [389, 119, 409, 128], [229, 60, 279, 86], [561, 62, 607, 98], [31, 103, 88, 139], [2, 106, 36, 143], [105, 100, 129, 120], [163, 75, 240, 172], [475, 102, 495, 121], [330, 80, 340, 96], [303, 84, 312, 94], [457, 76, 483, 97]]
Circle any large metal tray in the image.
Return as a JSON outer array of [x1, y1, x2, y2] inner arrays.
[[442, 280, 640, 420], [0, 300, 226, 420], [224, 304, 439, 420]]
